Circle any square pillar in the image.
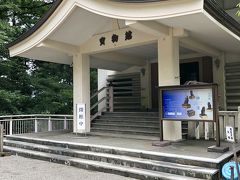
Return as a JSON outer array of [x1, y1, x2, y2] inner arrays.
[[73, 53, 90, 133], [158, 35, 182, 141], [213, 53, 226, 110]]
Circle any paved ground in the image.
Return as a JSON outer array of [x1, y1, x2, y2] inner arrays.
[[0, 156, 135, 180]]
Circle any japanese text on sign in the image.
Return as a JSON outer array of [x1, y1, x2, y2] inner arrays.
[[226, 126, 235, 142], [76, 103, 86, 131]]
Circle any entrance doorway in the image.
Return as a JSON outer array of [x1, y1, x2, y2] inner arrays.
[[180, 62, 199, 85]]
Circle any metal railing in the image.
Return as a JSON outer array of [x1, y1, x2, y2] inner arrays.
[[90, 86, 113, 121], [0, 114, 73, 136], [0, 124, 3, 152]]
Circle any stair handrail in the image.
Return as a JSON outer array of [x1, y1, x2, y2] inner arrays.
[[91, 86, 108, 100], [90, 86, 112, 121]]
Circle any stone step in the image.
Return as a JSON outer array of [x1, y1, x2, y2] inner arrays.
[[91, 123, 160, 131], [107, 72, 140, 78], [226, 93, 240, 97], [227, 106, 238, 111], [226, 79, 240, 83], [4, 136, 220, 168], [90, 132, 160, 140], [226, 86, 240, 90], [226, 72, 240, 76], [182, 128, 188, 133], [4, 140, 218, 179], [6, 147, 205, 180], [227, 99, 240, 103], [182, 133, 188, 139], [99, 116, 159, 120], [113, 97, 141, 103], [106, 108, 144, 112], [91, 127, 160, 136], [108, 77, 140, 82], [108, 106, 143, 110], [114, 96, 141, 99], [91, 123, 187, 139], [109, 91, 141, 95], [107, 101, 141, 105], [225, 62, 240, 66], [225, 61, 240, 112], [225, 64, 240, 69], [107, 81, 140, 85], [109, 86, 141, 90], [94, 119, 159, 125], [103, 112, 159, 117]]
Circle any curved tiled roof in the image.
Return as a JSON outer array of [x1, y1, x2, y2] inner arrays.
[[7, 0, 240, 48]]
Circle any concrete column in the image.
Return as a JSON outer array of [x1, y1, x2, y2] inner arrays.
[[158, 34, 182, 141], [141, 61, 152, 109], [213, 53, 226, 110], [73, 53, 90, 133]]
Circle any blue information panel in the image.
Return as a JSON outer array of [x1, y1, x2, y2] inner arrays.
[[162, 88, 214, 121]]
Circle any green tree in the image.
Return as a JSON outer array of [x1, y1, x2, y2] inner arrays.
[[0, 0, 76, 115], [237, 3, 240, 16], [30, 61, 73, 114]]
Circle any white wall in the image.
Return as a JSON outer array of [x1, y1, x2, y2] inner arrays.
[[98, 69, 116, 111]]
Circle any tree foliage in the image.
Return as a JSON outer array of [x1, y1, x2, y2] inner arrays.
[[237, 3, 240, 16], [0, 0, 82, 115]]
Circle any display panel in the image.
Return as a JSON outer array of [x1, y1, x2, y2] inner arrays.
[[161, 86, 216, 121]]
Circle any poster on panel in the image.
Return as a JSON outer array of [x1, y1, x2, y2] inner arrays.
[[161, 85, 216, 121]]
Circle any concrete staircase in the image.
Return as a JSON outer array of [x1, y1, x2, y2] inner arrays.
[[225, 62, 240, 110], [107, 73, 142, 112], [4, 135, 219, 180], [91, 112, 188, 140]]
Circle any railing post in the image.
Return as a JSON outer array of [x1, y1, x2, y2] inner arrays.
[[205, 122, 209, 140], [238, 106, 240, 142], [34, 117, 38, 133], [109, 86, 114, 112], [64, 116, 67, 130], [195, 122, 200, 139], [48, 116, 52, 131], [9, 118, 13, 135], [219, 115, 224, 140], [0, 124, 3, 153]]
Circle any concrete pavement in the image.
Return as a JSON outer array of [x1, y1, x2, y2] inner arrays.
[[0, 156, 135, 180]]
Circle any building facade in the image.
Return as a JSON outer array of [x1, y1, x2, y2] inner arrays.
[[7, 0, 240, 141]]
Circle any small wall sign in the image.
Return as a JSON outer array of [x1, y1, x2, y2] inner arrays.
[[226, 126, 235, 142], [76, 103, 86, 131]]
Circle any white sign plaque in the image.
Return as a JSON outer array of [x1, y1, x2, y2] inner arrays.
[[226, 126, 235, 142], [76, 103, 86, 131]]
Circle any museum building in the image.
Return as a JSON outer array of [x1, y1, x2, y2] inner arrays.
[[7, 0, 240, 141]]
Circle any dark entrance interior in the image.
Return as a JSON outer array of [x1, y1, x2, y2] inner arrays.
[[180, 62, 199, 85]]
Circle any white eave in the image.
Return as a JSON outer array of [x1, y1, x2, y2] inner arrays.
[[8, 0, 240, 66]]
